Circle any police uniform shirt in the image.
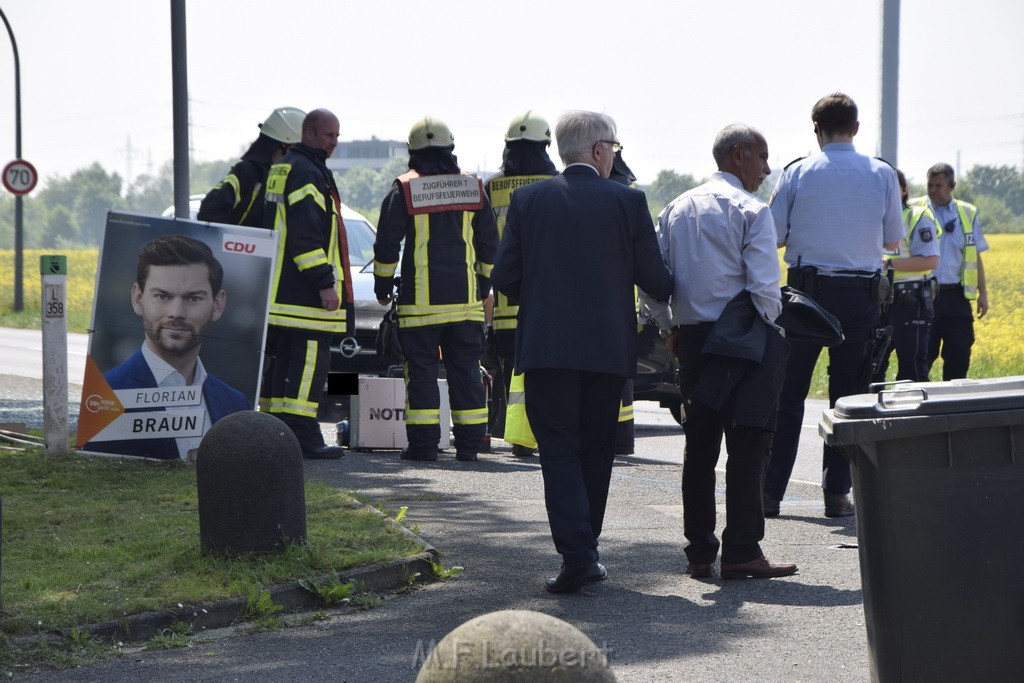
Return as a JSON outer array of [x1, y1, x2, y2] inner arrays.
[[649, 171, 782, 326], [771, 142, 903, 275], [927, 200, 989, 286], [891, 209, 941, 283]]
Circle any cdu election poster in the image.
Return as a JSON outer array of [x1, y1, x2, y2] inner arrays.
[[76, 210, 277, 459]]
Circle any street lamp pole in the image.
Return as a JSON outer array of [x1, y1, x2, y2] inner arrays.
[[1, 7, 25, 311]]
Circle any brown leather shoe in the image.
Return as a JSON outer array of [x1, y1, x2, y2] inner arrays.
[[686, 563, 712, 578], [721, 555, 797, 579]]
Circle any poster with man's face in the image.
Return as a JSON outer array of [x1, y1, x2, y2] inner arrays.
[[76, 211, 277, 459]]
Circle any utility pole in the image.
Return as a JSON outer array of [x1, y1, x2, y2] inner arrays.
[[117, 134, 143, 189], [170, 0, 189, 218], [879, 0, 900, 166]]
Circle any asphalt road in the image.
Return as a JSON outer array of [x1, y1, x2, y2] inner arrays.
[[1, 327, 859, 682]]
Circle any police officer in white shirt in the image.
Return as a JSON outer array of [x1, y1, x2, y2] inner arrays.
[[912, 163, 990, 380], [764, 93, 902, 518]]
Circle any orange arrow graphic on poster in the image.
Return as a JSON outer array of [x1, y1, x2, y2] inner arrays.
[[75, 355, 125, 446]]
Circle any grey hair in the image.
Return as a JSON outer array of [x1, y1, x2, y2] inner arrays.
[[555, 111, 617, 165], [712, 124, 762, 167], [926, 162, 955, 184]]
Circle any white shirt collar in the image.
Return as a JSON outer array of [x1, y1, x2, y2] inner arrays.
[[565, 162, 600, 175], [140, 343, 207, 388], [711, 171, 749, 194]]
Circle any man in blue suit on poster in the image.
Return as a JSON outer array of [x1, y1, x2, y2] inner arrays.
[[491, 111, 674, 593], [86, 234, 249, 460]]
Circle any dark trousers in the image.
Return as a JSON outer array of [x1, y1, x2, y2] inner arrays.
[[399, 322, 485, 453], [927, 286, 975, 380], [487, 330, 516, 438], [875, 290, 934, 382], [265, 327, 332, 450], [525, 368, 625, 569], [765, 284, 879, 501], [677, 324, 771, 564], [614, 380, 635, 455]]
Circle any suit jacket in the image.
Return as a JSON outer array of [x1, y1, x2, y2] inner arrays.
[[692, 292, 790, 430], [85, 348, 250, 460], [491, 165, 673, 377]]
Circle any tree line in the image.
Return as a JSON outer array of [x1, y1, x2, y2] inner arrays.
[[645, 165, 1024, 231], [2, 159, 1023, 249]]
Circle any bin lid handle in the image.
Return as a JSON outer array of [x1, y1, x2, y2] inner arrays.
[[869, 379, 913, 393], [877, 387, 928, 410]]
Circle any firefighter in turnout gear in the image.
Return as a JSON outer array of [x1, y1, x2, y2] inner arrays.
[[263, 108, 352, 459], [485, 111, 557, 456], [373, 116, 499, 462], [199, 107, 306, 228]]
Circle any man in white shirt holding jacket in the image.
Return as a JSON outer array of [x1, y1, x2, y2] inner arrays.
[[646, 124, 797, 580]]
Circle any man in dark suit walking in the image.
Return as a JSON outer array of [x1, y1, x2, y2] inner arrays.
[[491, 111, 673, 593]]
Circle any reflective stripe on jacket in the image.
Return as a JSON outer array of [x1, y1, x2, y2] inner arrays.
[[485, 174, 552, 331], [373, 170, 498, 329], [198, 158, 269, 228], [265, 144, 348, 332]]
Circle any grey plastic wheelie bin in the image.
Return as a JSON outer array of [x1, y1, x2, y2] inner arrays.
[[820, 376, 1024, 682]]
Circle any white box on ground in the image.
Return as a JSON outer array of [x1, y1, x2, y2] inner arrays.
[[350, 377, 450, 449]]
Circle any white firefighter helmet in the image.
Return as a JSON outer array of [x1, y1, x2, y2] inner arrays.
[[408, 116, 454, 151], [505, 110, 551, 144], [259, 107, 306, 144]]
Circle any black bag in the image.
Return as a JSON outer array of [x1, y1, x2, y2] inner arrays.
[[776, 286, 845, 347], [375, 300, 403, 365]]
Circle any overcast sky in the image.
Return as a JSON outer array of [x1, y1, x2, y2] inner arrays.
[[1, 0, 1022, 193]]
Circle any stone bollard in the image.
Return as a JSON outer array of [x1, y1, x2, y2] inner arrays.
[[415, 609, 616, 682], [197, 410, 306, 555]]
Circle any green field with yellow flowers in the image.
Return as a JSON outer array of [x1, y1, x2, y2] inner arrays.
[[1, 238, 1022, 387]]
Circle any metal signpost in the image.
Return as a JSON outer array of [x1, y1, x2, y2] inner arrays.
[[41, 255, 69, 456]]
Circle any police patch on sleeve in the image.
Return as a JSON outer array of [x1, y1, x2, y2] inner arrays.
[[919, 227, 933, 243]]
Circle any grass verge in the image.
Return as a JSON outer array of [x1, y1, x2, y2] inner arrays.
[[0, 448, 426, 673]]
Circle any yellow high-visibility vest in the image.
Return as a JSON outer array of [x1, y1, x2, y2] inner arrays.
[[913, 197, 980, 299], [890, 204, 939, 281]]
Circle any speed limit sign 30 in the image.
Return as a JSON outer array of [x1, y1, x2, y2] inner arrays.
[[3, 159, 39, 195]]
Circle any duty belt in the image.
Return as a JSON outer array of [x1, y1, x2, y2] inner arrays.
[[893, 281, 925, 292], [815, 274, 872, 290]]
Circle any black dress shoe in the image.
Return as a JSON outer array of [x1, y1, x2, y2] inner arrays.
[[824, 492, 855, 518], [400, 448, 438, 461], [721, 555, 797, 579], [545, 563, 605, 593], [455, 450, 478, 461], [687, 562, 712, 578], [302, 444, 345, 460], [511, 445, 535, 457]]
